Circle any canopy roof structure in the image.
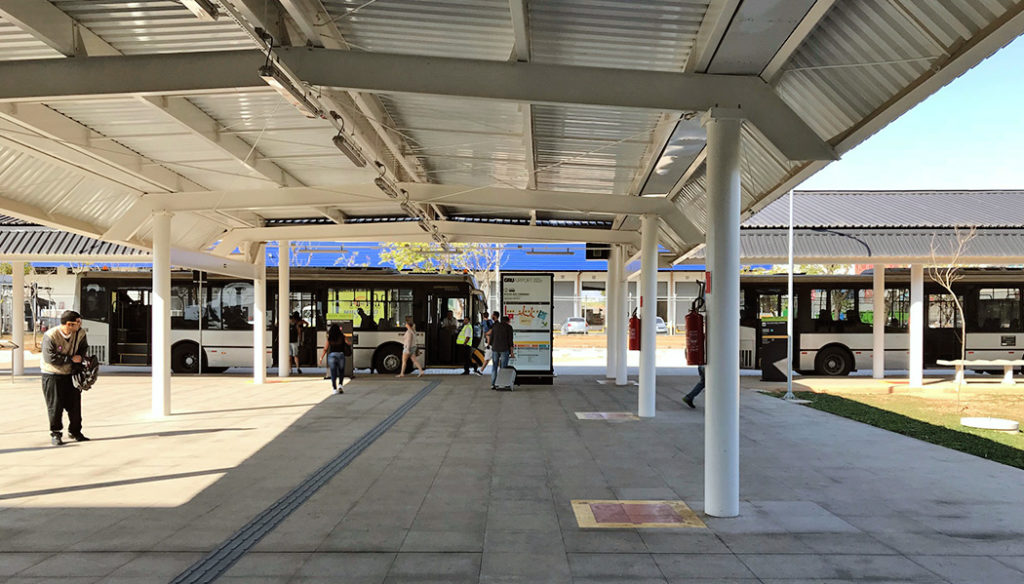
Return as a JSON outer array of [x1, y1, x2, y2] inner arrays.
[[0, 1, 1022, 278]]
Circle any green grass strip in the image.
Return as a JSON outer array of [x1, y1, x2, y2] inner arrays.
[[775, 391, 1024, 470]]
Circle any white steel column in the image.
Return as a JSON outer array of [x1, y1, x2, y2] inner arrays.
[[605, 253, 618, 378], [151, 212, 172, 417], [872, 265, 885, 379], [573, 274, 582, 318], [638, 214, 658, 417], [277, 240, 291, 377], [253, 244, 267, 384], [909, 263, 924, 388], [704, 113, 742, 518], [615, 247, 628, 385], [668, 273, 676, 335], [11, 261, 25, 375]]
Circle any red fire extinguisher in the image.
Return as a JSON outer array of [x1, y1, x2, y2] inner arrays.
[[628, 308, 641, 351], [685, 282, 707, 366]]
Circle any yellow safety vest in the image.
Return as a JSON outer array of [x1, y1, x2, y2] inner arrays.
[[457, 323, 473, 345]]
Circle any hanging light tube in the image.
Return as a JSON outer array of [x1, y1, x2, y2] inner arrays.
[[258, 64, 321, 119], [332, 133, 368, 167]]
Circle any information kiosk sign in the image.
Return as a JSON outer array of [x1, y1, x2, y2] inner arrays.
[[501, 272, 554, 383]]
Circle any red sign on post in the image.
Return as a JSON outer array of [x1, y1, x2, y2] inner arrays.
[[705, 271, 712, 294]]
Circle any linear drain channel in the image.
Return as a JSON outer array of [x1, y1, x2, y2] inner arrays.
[[170, 380, 441, 584]]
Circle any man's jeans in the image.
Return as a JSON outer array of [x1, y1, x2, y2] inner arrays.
[[685, 365, 706, 401], [491, 351, 510, 386]]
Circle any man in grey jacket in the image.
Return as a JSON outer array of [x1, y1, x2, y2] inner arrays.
[[41, 310, 89, 446]]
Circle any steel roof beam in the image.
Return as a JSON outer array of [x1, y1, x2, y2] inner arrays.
[[0, 0, 118, 57], [0, 103, 204, 194], [0, 49, 835, 161], [140, 183, 675, 216], [685, 0, 742, 73], [212, 220, 640, 255], [139, 95, 303, 188]]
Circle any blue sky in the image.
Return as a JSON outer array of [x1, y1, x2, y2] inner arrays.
[[798, 34, 1024, 191]]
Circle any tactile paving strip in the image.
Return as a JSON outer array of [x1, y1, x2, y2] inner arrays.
[[169, 380, 441, 584], [571, 499, 706, 529]]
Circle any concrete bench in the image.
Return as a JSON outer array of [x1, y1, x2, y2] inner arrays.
[[936, 359, 1024, 385]]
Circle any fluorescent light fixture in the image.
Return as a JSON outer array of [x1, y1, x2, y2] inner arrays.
[[413, 248, 462, 255], [526, 248, 573, 255], [374, 176, 401, 199], [258, 64, 321, 119], [180, 0, 219, 20], [332, 134, 368, 167]]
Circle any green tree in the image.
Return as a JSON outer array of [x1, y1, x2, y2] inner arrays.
[[0, 262, 32, 275], [379, 242, 504, 286]]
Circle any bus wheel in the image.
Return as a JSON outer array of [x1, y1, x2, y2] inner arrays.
[[374, 345, 403, 375], [172, 343, 202, 374], [815, 346, 852, 376]]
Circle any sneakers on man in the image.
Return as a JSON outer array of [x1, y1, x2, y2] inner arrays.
[[683, 396, 695, 409], [51, 435, 64, 446], [69, 433, 90, 442], [296, 368, 303, 374]]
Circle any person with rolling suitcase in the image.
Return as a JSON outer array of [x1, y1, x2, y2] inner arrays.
[[489, 315, 515, 390]]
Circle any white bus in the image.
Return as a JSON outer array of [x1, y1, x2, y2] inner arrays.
[[76, 268, 487, 374], [740, 270, 1024, 375]]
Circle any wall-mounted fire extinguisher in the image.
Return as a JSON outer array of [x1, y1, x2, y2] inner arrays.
[[628, 308, 641, 351], [685, 281, 706, 366]]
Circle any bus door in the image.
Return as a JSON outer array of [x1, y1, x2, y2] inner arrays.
[[111, 288, 151, 365], [428, 294, 468, 366], [925, 291, 963, 364], [291, 289, 322, 367]]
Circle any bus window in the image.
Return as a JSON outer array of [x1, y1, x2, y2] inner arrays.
[[885, 288, 910, 330], [81, 282, 108, 322], [376, 288, 413, 331], [928, 293, 962, 329], [976, 288, 1021, 331], [171, 284, 198, 328], [327, 287, 362, 326], [204, 286, 222, 330], [221, 282, 254, 330]]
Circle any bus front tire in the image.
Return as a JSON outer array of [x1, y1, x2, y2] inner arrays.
[[374, 345, 404, 375], [172, 343, 203, 374], [815, 346, 852, 376]]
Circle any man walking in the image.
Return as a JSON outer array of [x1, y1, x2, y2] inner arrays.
[[41, 310, 90, 446], [457, 315, 480, 375], [289, 312, 306, 374], [489, 314, 514, 390], [478, 311, 494, 373], [683, 365, 705, 408]]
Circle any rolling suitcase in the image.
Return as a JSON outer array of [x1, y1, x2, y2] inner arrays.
[[493, 365, 517, 391]]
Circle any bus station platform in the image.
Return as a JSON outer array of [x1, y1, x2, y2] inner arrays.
[[3, 370, 1024, 583]]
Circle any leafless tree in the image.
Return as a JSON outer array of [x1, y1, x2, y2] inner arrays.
[[928, 226, 977, 391]]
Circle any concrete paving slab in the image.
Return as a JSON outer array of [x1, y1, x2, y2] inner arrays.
[[4, 370, 1024, 583]]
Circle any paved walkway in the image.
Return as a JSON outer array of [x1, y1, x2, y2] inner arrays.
[[2, 368, 1024, 583]]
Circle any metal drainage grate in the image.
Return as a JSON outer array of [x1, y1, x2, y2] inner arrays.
[[170, 380, 441, 584]]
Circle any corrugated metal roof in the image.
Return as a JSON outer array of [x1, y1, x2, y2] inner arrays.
[[529, 0, 707, 70], [684, 228, 1024, 264], [745, 191, 1024, 229], [0, 14, 63, 61], [327, 0, 514, 60], [0, 226, 145, 256], [50, 0, 254, 54]]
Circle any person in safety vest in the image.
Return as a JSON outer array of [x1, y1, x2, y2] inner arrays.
[[457, 315, 481, 375]]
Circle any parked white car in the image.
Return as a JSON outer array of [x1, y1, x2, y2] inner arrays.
[[561, 317, 589, 334], [655, 316, 668, 334]]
